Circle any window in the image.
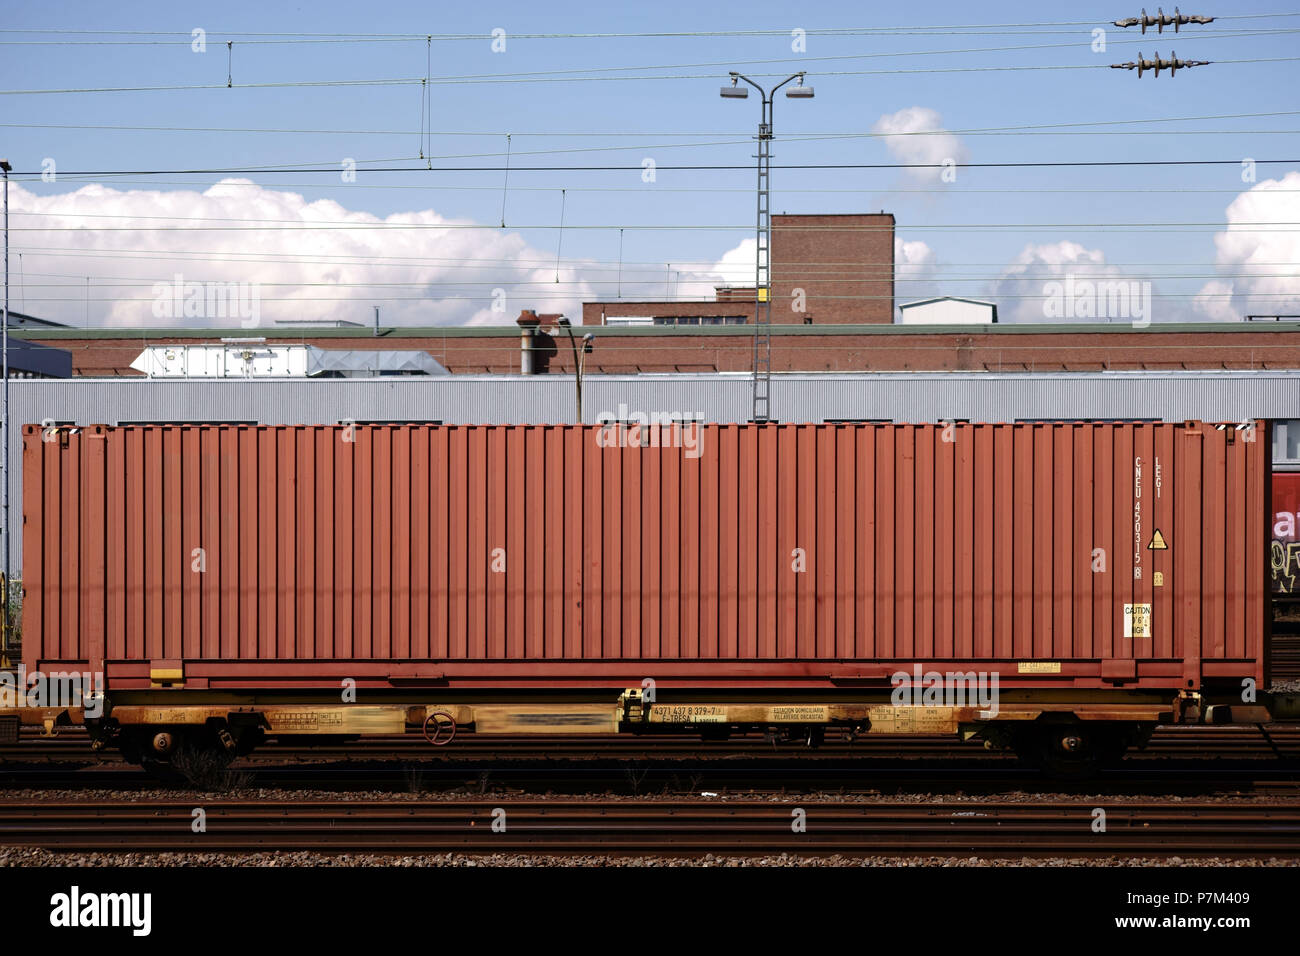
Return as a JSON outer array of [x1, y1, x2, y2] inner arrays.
[[1276, 420, 1300, 467], [650, 315, 747, 326]]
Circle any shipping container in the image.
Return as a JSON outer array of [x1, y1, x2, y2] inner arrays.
[[22, 420, 1269, 692]]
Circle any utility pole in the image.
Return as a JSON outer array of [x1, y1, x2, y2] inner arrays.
[[1, 158, 9, 664], [721, 71, 813, 423]]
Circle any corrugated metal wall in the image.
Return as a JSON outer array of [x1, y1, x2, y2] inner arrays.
[[7, 372, 1300, 573], [24, 421, 1266, 690]]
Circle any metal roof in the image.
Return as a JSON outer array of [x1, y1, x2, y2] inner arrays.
[[5, 338, 72, 377], [899, 296, 998, 309]]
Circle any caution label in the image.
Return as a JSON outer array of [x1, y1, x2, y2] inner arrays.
[[1124, 603, 1152, 638], [1147, 529, 1168, 550]]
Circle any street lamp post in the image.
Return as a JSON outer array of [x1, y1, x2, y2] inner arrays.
[[721, 72, 813, 423], [556, 318, 594, 423], [1, 158, 10, 662]]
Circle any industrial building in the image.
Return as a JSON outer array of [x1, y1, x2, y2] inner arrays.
[[14, 320, 1300, 376], [584, 213, 897, 327], [898, 296, 998, 325]]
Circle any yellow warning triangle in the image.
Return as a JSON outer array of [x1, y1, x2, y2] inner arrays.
[[1147, 529, 1168, 550]]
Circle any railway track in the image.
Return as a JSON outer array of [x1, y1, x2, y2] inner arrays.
[[1, 798, 1298, 856], [1274, 633, 1300, 681], [4, 726, 1300, 793]]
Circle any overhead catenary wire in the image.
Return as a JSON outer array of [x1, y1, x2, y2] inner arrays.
[[6, 16, 1296, 336], [18, 271, 1300, 286], [0, 13, 1295, 41], [20, 292, 1299, 304], [7, 107, 1299, 136], [11, 178, 1298, 195], [7, 219, 1297, 232], [0, 30, 1294, 78], [10, 157, 1300, 178], [3, 55, 1299, 97], [5, 127, 1300, 172], [14, 244, 1298, 272]]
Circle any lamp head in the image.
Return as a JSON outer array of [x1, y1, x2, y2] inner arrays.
[[721, 74, 748, 98], [785, 75, 814, 98]]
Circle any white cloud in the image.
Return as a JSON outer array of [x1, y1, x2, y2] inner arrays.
[[895, 237, 939, 302], [1193, 279, 1238, 323], [8, 180, 600, 327], [991, 240, 1164, 325], [871, 107, 969, 184], [1194, 170, 1300, 321], [647, 237, 756, 303]]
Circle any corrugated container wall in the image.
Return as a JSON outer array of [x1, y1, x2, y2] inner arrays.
[[22, 422, 1268, 691]]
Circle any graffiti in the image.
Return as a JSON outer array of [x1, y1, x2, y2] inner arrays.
[[1274, 540, 1300, 594], [1276, 474, 1300, 597]]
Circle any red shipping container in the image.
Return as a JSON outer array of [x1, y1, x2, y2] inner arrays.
[[22, 421, 1268, 691]]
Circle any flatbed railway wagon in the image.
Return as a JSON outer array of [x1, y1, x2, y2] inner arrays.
[[2, 419, 1287, 775]]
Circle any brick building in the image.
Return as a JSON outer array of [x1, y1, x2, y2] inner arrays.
[[16, 321, 1300, 377], [583, 213, 896, 327]]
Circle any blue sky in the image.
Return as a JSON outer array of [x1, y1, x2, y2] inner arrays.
[[2, 0, 1298, 326]]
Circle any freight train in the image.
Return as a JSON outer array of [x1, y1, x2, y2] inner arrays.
[[2, 419, 1293, 778]]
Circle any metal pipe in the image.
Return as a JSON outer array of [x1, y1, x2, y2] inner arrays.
[[520, 327, 534, 375]]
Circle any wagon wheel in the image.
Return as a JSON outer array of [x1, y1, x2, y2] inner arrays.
[[1015, 722, 1130, 780], [422, 711, 457, 746]]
